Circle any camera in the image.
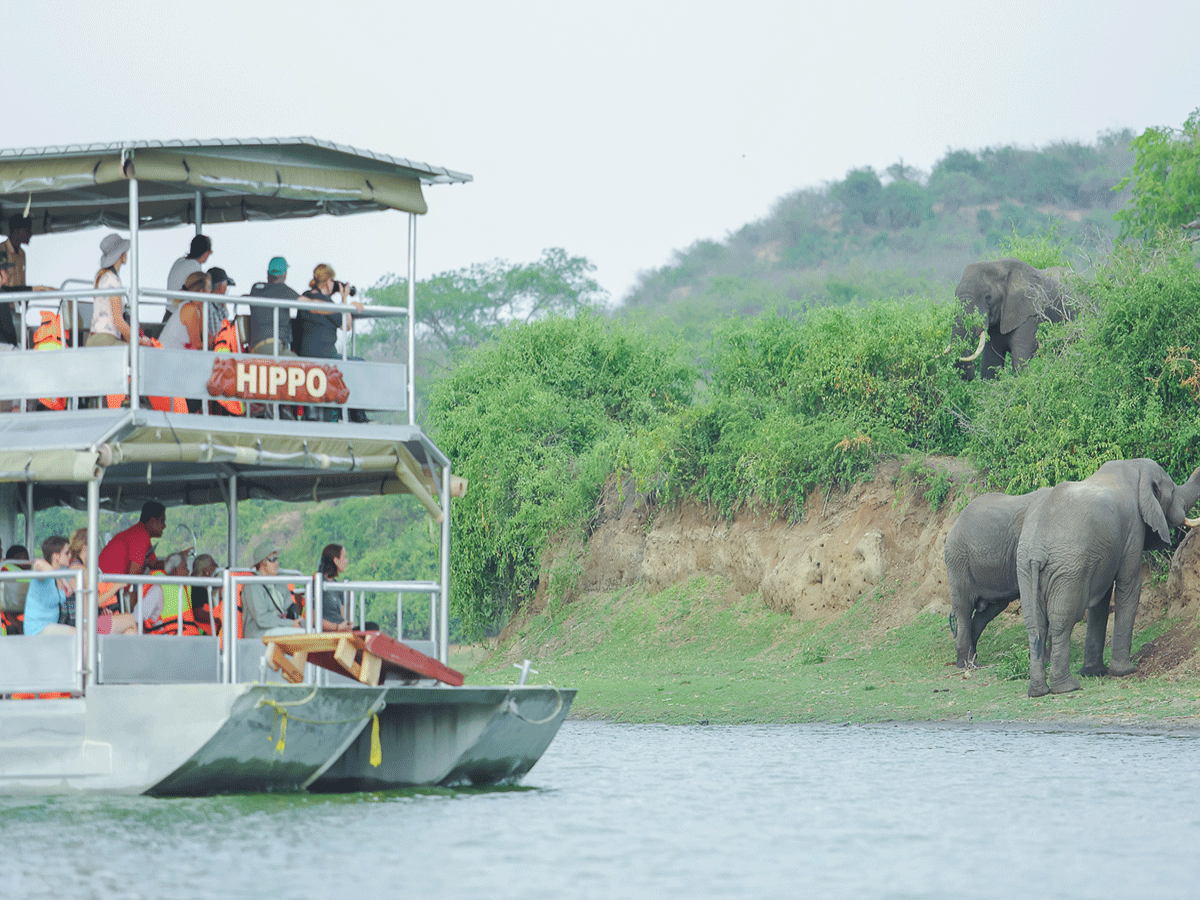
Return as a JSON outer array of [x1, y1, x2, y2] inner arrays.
[[332, 280, 356, 297]]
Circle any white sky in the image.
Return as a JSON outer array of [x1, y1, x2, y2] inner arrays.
[[6, 0, 1199, 304]]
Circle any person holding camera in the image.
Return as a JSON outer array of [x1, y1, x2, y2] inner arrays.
[[294, 263, 364, 359]]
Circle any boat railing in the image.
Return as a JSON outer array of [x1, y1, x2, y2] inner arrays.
[[1, 285, 410, 420], [0, 568, 445, 694], [0, 567, 86, 696], [316, 575, 442, 659]]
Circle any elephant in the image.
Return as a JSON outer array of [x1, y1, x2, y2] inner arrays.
[[1016, 459, 1200, 697], [952, 258, 1074, 380], [944, 487, 1051, 668]]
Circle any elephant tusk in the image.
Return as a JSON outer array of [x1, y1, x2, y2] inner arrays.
[[1185, 516, 1200, 528], [959, 331, 987, 363]]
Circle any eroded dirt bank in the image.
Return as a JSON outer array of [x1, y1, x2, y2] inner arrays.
[[522, 458, 1200, 676]]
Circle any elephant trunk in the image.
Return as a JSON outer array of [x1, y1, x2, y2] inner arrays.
[[959, 330, 987, 363], [1178, 467, 1200, 527]]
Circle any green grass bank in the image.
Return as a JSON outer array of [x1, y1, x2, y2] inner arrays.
[[456, 575, 1200, 729]]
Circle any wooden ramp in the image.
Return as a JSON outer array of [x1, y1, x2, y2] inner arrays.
[[263, 632, 464, 686]]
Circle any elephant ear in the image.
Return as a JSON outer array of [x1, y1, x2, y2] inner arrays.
[[999, 263, 1037, 335], [1139, 463, 1172, 544]]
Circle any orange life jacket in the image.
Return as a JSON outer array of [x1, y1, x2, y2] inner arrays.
[[107, 337, 188, 412], [211, 319, 244, 416], [32, 311, 68, 410]]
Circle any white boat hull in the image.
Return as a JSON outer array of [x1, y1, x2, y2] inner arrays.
[[0, 683, 574, 796]]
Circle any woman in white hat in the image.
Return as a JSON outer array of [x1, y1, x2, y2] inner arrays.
[[85, 233, 151, 347]]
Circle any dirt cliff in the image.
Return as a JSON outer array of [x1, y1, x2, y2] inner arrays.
[[523, 457, 1200, 675]]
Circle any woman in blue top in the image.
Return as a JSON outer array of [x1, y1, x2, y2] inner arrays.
[[24, 536, 75, 637]]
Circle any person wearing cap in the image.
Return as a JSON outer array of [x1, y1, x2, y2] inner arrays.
[[86, 234, 152, 347], [242, 543, 302, 639], [247, 256, 298, 356], [164, 235, 213, 321]]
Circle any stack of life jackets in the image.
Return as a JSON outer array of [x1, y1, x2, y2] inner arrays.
[[106, 335, 188, 413], [211, 318, 244, 416]]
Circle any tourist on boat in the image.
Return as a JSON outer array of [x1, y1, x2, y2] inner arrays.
[[0, 214, 52, 294], [66, 528, 136, 635], [85, 234, 153, 348], [208, 267, 235, 295], [242, 543, 303, 639], [296, 264, 365, 359], [296, 263, 368, 421], [190, 553, 220, 633], [134, 551, 189, 630], [23, 536, 76, 637], [159, 271, 215, 350], [164, 234, 213, 321], [0, 260, 17, 351], [1, 544, 30, 631], [247, 256, 298, 356], [98, 501, 167, 577], [316, 543, 353, 632]]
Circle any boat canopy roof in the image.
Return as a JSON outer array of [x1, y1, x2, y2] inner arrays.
[[0, 137, 473, 234], [0, 409, 443, 514]]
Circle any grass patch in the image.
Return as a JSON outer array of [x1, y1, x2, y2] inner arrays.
[[463, 581, 1200, 727]]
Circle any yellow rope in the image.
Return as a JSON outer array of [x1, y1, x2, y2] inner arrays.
[[257, 689, 386, 762]]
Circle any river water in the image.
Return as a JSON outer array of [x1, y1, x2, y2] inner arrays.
[[4, 720, 1200, 899]]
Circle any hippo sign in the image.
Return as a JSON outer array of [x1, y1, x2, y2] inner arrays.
[[207, 358, 350, 404]]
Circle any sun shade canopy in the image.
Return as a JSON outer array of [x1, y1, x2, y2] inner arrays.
[[0, 137, 473, 233], [0, 409, 448, 519]]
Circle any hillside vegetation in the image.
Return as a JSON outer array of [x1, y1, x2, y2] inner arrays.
[[419, 116, 1200, 637]]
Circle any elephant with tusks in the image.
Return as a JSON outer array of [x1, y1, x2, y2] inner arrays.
[[951, 258, 1075, 380], [1016, 459, 1200, 697]]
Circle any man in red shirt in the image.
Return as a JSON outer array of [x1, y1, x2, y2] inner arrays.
[[98, 502, 167, 576]]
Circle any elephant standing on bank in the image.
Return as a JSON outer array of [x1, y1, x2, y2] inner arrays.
[[1016, 459, 1200, 697], [953, 258, 1073, 380], [945, 488, 1051, 668]]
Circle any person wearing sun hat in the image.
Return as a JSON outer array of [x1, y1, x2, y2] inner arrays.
[[86, 233, 150, 347], [242, 541, 301, 639]]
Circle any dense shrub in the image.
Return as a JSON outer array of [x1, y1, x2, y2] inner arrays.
[[427, 314, 695, 636]]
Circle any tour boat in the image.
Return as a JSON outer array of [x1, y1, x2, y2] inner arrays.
[[0, 138, 573, 795]]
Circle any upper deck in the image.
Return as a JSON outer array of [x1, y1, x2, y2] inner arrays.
[[0, 137, 471, 515]]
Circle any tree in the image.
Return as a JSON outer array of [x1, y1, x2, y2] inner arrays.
[[881, 180, 931, 229], [361, 248, 606, 362], [1115, 109, 1200, 242], [831, 167, 883, 228]]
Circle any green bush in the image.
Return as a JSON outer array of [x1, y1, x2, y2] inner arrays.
[[427, 313, 695, 636]]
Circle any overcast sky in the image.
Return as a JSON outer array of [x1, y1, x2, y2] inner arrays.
[[7, 1, 1199, 304]]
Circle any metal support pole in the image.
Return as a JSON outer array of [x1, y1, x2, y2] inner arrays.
[[407, 212, 416, 425], [195, 191, 204, 235], [128, 175, 141, 410], [227, 472, 238, 568], [86, 477, 100, 691], [25, 481, 34, 550], [439, 461, 450, 663]]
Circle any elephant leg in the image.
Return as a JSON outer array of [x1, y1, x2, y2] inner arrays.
[[980, 339, 1006, 380], [1007, 319, 1040, 374], [1024, 605, 1050, 698], [1047, 615, 1082, 694], [1107, 566, 1143, 677], [1080, 586, 1112, 677], [950, 590, 973, 668], [969, 599, 1010, 665]]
